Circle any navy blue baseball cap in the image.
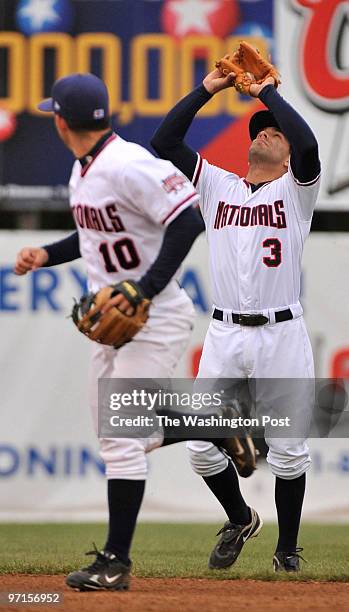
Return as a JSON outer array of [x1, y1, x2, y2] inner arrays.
[[38, 73, 109, 123], [249, 110, 281, 140]]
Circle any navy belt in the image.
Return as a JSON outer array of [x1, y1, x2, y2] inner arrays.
[[212, 308, 293, 326]]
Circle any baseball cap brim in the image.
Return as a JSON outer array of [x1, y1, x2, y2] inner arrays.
[[249, 110, 281, 140], [37, 98, 54, 112]]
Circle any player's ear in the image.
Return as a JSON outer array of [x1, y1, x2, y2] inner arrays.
[[283, 156, 290, 169], [55, 114, 68, 131]]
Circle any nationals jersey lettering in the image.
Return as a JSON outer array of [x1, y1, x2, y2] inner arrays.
[[214, 200, 287, 229], [193, 155, 320, 311], [69, 135, 199, 294], [72, 203, 125, 232]]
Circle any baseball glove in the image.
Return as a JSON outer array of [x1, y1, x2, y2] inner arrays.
[[215, 40, 280, 95], [221, 436, 258, 478], [220, 400, 258, 478], [71, 280, 150, 348]]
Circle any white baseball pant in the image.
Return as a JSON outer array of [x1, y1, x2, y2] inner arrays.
[[188, 307, 314, 480], [89, 290, 195, 479]]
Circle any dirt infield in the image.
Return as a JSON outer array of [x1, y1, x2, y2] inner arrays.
[[0, 575, 348, 612]]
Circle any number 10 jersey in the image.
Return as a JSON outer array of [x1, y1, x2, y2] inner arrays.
[[69, 134, 199, 299]]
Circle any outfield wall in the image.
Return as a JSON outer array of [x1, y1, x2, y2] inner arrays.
[[0, 231, 348, 522]]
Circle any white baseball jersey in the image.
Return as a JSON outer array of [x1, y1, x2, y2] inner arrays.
[[192, 154, 321, 311], [68, 134, 197, 481], [69, 133, 199, 297]]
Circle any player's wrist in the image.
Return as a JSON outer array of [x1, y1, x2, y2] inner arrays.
[[40, 246, 52, 266], [257, 82, 276, 99], [111, 279, 148, 301], [202, 76, 233, 95], [37, 247, 49, 266], [202, 79, 216, 95], [137, 277, 155, 300]]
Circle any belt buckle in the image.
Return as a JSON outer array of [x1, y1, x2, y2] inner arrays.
[[238, 314, 269, 326]]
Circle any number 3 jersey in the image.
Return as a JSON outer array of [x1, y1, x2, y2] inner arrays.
[[69, 134, 199, 297], [192, 154, 321, 312]]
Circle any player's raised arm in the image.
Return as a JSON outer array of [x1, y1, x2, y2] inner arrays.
[[14, 231, 81, 275], [151, 69, 234, 181], [252, 83, 320, 184]]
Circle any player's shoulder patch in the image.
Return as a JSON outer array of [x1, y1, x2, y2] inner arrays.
[[161, 172, 188, 194]]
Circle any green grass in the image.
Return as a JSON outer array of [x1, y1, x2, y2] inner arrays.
[[0, 523, 348, 581]]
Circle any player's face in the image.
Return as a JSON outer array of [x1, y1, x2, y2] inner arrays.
[[248, 127, 290, 167]]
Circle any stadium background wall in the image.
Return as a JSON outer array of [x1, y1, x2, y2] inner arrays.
[[0, 0, 348, 523]]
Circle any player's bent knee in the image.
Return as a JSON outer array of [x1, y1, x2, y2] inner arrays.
[[186, 440, 228, 477], [266, 439, 311, 479], [100, 438, 149, 479]]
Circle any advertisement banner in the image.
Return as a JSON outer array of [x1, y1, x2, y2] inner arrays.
[[0, 231, 348, 521], [1, 0, 273, 203], [1, 0, 348, 209], [276, 0, 349, 209]]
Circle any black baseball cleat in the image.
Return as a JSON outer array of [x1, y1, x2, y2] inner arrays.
[[273, 548, 305, 572], [209, 507, 263, 569], [66, 544, 131, 591]]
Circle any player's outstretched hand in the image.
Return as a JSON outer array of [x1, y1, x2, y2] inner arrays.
[[14, 247, 48, 275], [203, 68, 236, 95]]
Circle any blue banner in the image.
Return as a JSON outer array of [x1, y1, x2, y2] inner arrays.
[[0, 0, 274, 191]]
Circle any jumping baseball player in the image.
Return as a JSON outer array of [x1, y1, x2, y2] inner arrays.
[[14, 73, 206, 591], [151, 59, 321, 571]]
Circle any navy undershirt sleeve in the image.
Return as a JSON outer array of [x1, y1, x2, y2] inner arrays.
[[138, 206, 205, 299], [259, 85, 320, 183], [43, 231, 81, 266], [151, 85, 212, 180], [152, 83, 321, 185]]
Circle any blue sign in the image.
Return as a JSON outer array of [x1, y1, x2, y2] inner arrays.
[[0, 264, 210, 313], [2, 0, 274, 188], [0, 444, 104, 477]]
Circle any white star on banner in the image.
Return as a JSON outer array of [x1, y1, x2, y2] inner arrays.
[[171, 0, 220, 36], [19, 0, 60, 30]]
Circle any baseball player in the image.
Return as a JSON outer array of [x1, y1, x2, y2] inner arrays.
[[14, 73, 206, 591], [151, 65, 321, 571]]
